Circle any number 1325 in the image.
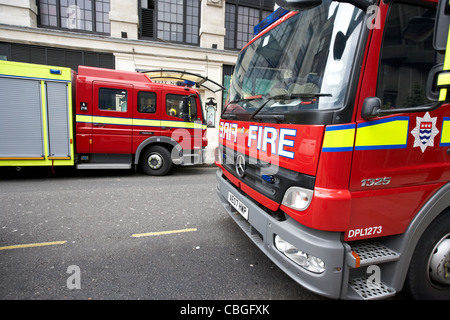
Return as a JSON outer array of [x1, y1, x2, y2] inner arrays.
[[361, 177, 391, 187]]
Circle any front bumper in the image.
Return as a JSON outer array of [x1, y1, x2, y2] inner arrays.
[[216, 168, 346, 299]]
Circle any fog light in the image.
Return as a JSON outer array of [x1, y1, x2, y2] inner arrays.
[[274, 235, 325, 274], [281, 187, 313, 211]]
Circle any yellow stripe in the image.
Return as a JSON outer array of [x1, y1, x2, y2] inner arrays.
[[160, 120, 205, 129], [0, 60, 72, 81], [438, 72, 450, 101], [438, 72, 450, 87], [439, 19, 450, 101], [76, 115, 92, 123], [131, 228, 197, 238], [92, 116, 133, 125], [0, 241, 66, 251], [67, 82, 75, 160], [76, 115, 206, 130], [322, 124, 355, 151], [41, 80, 49, 159], [439, 88, 447, 101], [355, 117, 409, 150], [133, 118, 161, 127], [441, 118, 450, 145]]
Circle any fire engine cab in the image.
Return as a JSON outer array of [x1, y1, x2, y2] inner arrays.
[[216, 0, 450, 299], [0, 61, 208, 175]]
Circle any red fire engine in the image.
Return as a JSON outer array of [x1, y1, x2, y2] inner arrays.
[[0, 61, 210, 175], [216, 0, 450, 299]]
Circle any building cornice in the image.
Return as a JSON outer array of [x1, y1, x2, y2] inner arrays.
[[0, 24, 238, 64]]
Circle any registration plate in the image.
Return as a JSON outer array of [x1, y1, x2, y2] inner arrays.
[[228, 192, 249, 220]]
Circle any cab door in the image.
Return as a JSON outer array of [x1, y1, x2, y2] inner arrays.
[[348, 1, 449, 240], [132, 89, 161, 152], [92, 81, 133, 154], [161, 91, 201, 155]]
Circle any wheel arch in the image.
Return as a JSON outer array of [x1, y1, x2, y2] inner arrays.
[[134, 136, 182, 165], [388, 182, 450, 292]]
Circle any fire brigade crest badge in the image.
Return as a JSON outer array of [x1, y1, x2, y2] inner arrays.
[[410, 112, 439, 153]]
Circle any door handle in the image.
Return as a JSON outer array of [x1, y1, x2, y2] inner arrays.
[[94, 123, 106, 127]]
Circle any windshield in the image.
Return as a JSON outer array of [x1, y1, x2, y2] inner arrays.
[[224, 0, 364, 123]]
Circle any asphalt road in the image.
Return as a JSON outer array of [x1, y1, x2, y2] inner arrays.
[[0, 165, 322, 302]]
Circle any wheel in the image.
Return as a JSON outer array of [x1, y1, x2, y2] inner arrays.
[[140, 145, 172, 176], [404, 210, 450, 300]]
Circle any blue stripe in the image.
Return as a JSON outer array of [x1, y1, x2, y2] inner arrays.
[[325, 124, 356, 131], [355, 144, 407, 151], [357, 116, 409, 128], [322, 147, 353, 152]]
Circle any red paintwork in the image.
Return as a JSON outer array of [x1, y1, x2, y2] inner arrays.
[[74, 66, 206, 156], [219, 120, 324, 176], [218, 0, 450, 240]]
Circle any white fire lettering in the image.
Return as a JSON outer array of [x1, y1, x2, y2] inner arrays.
[[220, 122, 238, 143], [248, 125, 296, 159]]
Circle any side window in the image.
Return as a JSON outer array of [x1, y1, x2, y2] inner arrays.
[[138, 91, 156, 113], [376, 3, 442, 109], [99, 88, 128, 112], [166, 94, 197, 122]]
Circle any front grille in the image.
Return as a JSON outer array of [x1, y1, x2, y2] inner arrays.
[[220, 145, 315, 204]]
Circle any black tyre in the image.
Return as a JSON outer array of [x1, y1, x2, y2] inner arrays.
[[140, 145, 172, 176], [404, 210, 450, 300]]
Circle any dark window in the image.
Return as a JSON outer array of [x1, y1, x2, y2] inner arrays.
[[140, 0, 200, 45], [140, 0, 155, 38], [222, 64, 234, 111], [166, 94, 197, 121], [225, 0, 274, 50], [0, 42, 114, 70], [99, 88, 128, 112], [38, 0, 110, 34], [138, 91, 157, 113], [376, 2, 442, 109]]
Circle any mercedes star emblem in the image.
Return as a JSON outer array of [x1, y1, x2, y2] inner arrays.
[[235, 154, 246, 178]]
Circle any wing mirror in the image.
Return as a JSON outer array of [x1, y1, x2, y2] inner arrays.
[[360, 97, 381, 120]]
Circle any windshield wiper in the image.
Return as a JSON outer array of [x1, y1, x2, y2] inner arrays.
[[252, 114, 285, 123], [250, 92, 331, 120], [221, 95, 264, 116]]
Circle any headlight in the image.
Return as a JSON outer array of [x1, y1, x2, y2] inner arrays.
[[274, 235, 325, 274], [281, 187, 313, 211]]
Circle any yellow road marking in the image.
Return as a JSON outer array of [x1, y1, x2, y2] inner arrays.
[[131, 228, 197, 238], [0, 241, 67, 251], [0, 228, 198, 250]]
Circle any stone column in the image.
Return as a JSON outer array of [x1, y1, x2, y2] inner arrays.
[[199, 0, 226, 50], [109, 0, 139, 39], [0, 0, 38, 27]]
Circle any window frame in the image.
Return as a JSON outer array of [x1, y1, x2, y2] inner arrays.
[[98, 87, 128, 112], [139, 0, 200, 46], [166, 93, 198, 122], [375, 1, 442, 111], [137, 91, 157, 114], [225, 0, 274, 50], [37, 0, 111, 35]]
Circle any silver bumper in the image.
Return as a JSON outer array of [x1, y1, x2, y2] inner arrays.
[[216, 168, 346, 299]]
